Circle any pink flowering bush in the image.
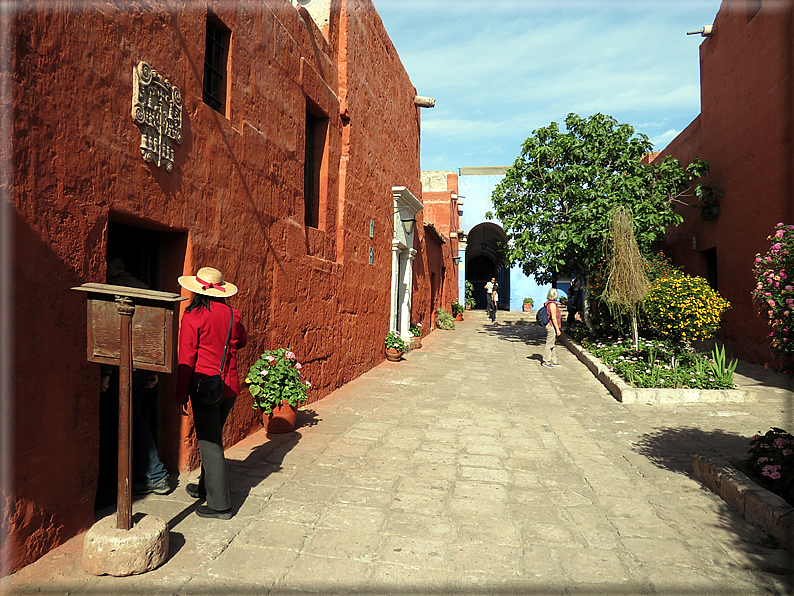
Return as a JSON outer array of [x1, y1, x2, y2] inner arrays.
[[245, 347, 310, 414], [752, 223, 794, 375], [748, 427, 794, 505]]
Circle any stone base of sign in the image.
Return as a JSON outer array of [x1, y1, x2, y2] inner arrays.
[[82, 514, 169, 576], [561, 334, 750, 404], [692, 454, 794, 554]]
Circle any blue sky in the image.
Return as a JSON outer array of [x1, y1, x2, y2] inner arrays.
[[374, 0, 724, 171]]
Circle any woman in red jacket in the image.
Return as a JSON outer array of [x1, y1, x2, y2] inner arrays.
[[177, 267, 248, 520]]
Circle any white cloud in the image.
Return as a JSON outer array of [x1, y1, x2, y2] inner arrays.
[[376, 0, 723, 169]]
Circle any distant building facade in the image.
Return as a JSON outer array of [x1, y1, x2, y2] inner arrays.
[[457, 167, 548, 312], [418, 171, 462, 328]]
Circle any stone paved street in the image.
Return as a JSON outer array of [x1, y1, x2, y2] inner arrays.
[[4, 310, 794, 595]]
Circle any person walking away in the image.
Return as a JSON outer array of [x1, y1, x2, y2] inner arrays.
[[542, 288, 563, 369], [176, 267, 248, 520], [485, 277, 496, 322]]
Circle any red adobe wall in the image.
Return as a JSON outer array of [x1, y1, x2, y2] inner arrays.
[[5, 0, 422, 573], [654, 0, 793, 363]]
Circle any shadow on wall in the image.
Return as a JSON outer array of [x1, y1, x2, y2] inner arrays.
[[8, 212, 101, 572]]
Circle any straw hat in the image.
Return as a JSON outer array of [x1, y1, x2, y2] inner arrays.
[[178, 267, 238, 297]]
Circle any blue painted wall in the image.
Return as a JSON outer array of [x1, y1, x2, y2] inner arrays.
[[458, 172, 551, 312]]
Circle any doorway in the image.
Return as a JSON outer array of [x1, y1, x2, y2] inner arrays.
[[96, 220, 186, 510]]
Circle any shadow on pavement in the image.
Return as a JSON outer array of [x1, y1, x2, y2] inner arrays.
[[633, 426, 794, 583], [633, 426, 751, 475]]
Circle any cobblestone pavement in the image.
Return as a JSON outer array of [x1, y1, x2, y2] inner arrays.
[[4, 310, 794, 595]]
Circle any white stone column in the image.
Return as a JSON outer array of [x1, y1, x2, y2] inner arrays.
[[390, 240, 401, 333], [399, 248, 417, 341]]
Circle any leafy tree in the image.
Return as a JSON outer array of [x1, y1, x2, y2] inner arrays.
[[488, 113, 713, 292]]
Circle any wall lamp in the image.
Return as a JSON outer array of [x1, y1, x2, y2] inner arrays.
[[392, 206, 417, 235], [444, 248, 462, 266], [401, 217, 416, 235]]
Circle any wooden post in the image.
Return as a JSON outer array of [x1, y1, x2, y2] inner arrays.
[[117, 296, 134, 531], [71, 282, 186, 532]]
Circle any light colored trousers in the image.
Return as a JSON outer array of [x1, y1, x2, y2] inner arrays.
[[543, 323, 558, 364]]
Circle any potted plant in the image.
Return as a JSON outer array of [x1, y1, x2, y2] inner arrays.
[[465, 281, 475, 310], [385, 331, 405, 361], [245, 348, 310, 433], [452, 300, 464, 321], [436, 307, 456, 330], [409, 322, 422, 349], [523, 297, 534, 312]]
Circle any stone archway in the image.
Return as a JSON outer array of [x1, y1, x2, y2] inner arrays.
[[465, 222, 509, 309]]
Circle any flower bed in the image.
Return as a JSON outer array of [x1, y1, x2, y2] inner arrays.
[[748, 428, 794, 507], [575, 333, 734, 390]]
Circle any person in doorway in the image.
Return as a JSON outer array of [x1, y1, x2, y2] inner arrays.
[[542, 288, 563, 369], [485, 277, 496, 322], [565, 276, 583, 328], [176, 267, 248, 520], [100, 258, 170, 496]]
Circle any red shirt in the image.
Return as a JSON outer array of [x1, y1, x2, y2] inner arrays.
[[545, 300, 562, 329], [176, 302, 248, 404]]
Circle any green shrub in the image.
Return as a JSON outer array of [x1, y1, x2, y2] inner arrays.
[[465, 280, 476, 308], [436, 307, 455, 330], [752, 223, 794, 375], [642, 273, 730, 343], [748, 428, 794, 506]]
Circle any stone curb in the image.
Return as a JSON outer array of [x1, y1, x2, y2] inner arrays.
[[691, 453, 794, 553], [560, 334, 750, 404]]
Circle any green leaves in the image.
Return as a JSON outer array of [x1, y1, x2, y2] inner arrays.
[[245, 347, 309, 411], [490, 113, 713, 284]]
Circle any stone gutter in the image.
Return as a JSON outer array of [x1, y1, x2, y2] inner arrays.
[[692, 454, 794, 553], [560, 334, 750, 404]]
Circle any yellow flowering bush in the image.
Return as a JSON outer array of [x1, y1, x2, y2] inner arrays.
[[642, 273, 730, 343]]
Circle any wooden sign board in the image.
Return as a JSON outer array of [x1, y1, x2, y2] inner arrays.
[[73, 283, 187, 373]]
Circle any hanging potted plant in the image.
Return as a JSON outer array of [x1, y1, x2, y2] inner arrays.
[[452, 300, 464, 321], [385, 331, 406, 361], [245, 348, 310, 433], [523, 297, 534, 312], [409, 322, 422, 349]]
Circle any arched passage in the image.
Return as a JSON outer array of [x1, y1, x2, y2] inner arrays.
[[465, 222, 510, 309]]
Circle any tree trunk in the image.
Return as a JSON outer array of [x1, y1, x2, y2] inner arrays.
[[630, 308, 639, 350], [583, 279, 594, 331]]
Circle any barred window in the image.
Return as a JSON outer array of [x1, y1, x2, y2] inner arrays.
[[203, 16, 230, 114]]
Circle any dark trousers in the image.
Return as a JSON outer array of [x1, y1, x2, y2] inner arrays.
[[192, 396, 236, 511], [486, 295, 495, 321]]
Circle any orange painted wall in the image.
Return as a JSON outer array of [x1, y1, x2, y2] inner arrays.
[[6, 0, 422, 573], [654, 0, 793, 363]]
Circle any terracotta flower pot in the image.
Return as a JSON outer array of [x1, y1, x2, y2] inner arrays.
[[523, 303, 533, 312], [455, 313, 463, 321], [265, 401, 297, 433], [412, 336, 422, 349], [385, 347, 403, 362]]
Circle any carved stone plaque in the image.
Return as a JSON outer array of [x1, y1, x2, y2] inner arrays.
[[131, 61, 182, 172]]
